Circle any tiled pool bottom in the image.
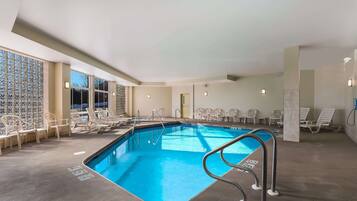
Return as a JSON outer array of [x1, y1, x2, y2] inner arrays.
[[86, 124, 271, 201]]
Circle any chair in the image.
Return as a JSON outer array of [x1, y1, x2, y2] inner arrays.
[[0, 115, 37, 155], [86, 108, 113, 132], [97, 109, 130, 127], [269, 110, 283, 126], [300, 107, 311, 123], [44, 113, 71, 140], [212, 108, 225, 121], [70, 111, 90, 131], [228, 109, 240, 122], [242, 109, 259, 124], [206, 108, 214, 121], [277, 107, 310, 127], [300, 108, 335, 134]]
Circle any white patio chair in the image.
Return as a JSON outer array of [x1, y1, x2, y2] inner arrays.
[[0, 115, 37, 154], [228, 109, 240, 122], [242, 109, 259, 124], [300, 108, 335, 134], [212, 108, 225, 121], [206, 108, 214, 121], [269, 110, 283, 126], [44, 113, 71, 140]]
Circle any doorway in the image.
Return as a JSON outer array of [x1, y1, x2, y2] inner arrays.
[[180, 93, 190, 118]]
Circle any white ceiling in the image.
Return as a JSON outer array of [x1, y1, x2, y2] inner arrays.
[[2, 0, 357, 83]]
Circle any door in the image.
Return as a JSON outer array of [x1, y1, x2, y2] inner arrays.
[[180, 93, 190, 118]]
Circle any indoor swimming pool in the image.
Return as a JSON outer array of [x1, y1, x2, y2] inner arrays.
[[86, 124, 271, 201]]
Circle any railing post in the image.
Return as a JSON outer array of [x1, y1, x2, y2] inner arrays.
[[249, 129, 279, 196], [202, 134, 268, 201]]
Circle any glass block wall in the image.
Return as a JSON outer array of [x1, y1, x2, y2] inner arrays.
[[0, 49, 44, 133], [116, 84, 126, 115]]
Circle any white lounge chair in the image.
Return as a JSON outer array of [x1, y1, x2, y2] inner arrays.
[[269, 110, 282, 126], [87, 108, 114, 132], [0, 115, 38, 155], [300, 107, 311, 123], [300, 108, 335, 134], [242, 109, 259, 124], [96, 109, 129, 127], [44, 113, 71, 140], [70, 111, 90, 131]]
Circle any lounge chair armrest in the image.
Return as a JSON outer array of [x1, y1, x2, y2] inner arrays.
[[57, 119, 69, 125]]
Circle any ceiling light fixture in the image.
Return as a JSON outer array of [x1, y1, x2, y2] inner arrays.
[[146, 94, 151, 99], [261, 89, 266, 95], [204, 91, 208, 96]]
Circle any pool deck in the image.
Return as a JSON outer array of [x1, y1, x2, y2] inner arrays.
[[0, 120, 357, 201]]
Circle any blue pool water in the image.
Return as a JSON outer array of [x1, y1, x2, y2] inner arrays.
[[86, 124, 271, 201]]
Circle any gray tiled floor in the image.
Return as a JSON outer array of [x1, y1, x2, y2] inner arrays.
[[0, 121, 356, 201]]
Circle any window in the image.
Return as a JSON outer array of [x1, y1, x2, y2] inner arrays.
[[0, 49, 44, 132], [70, 70, 89, 111], [94, 78, 108, 109]]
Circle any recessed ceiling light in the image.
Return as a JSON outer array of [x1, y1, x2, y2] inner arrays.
[[344, 57, 352, 64]]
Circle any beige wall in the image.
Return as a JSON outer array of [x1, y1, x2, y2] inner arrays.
[[132, 86, 172, 117], [54, 62, 71, 120], [171, 74, 284, 118], [314, 65, 345, 125], [300, 70, 315, 120]]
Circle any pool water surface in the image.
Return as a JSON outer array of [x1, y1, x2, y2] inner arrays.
[[87, 124, 271, 201]]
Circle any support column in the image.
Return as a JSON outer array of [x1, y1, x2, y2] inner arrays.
[[283, 47, 300, 142], [88, 75, 95, 110], [54, 63, 71, 120], [43, 61, 56, 116], [127, 86, 133, 116], [108, 81, 116, 115]]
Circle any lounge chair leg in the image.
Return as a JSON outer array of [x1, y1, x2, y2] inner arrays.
[[0, 139, 2, 155], [56, 127, 60, 140], [68, 126, 71, 137], [17, 134, 21, 150], [36, 131, 40, 144], [8, 138, 12, 149]]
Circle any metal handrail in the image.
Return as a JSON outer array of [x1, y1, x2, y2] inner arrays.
[[203, 134, 267, 201], [248, 128, 279, 196]]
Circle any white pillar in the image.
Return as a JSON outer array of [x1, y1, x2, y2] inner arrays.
[[283, 47, 300, 142]]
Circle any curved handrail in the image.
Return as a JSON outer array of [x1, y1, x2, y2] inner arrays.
[[218, 128, 279, 195], [203, 134, 267, 201], [249, 128, 278, 195], [220, 150, 261, 190]]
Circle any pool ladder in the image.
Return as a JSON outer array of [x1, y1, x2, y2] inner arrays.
[[202, 128, 279, 201]]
